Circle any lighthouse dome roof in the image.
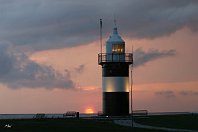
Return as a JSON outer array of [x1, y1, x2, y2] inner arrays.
[[106, 27, 125, 44]]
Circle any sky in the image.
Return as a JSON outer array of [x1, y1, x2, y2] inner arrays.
[[0, 0, 198, 114]]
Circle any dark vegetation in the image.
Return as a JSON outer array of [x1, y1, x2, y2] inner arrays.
[[134, 114, 198, 130], [0, 118, 160, 132]]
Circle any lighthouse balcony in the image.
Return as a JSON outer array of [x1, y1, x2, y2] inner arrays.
[[98, 53, 133, 65]]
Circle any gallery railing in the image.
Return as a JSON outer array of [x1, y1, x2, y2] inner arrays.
[[98, 53, 133, 65]]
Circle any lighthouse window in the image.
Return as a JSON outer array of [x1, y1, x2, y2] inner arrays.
[[112, 44, 125, 53]]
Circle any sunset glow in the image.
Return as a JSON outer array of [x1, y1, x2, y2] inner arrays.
[[85, 108, 94, 114]]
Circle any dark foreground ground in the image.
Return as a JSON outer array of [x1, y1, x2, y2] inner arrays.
[[0, 118, 158, 132], [134, 114, 198, 131], [0, 114, 197, 132]]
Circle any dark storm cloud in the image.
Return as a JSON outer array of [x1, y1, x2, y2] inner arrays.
[[155, 90, 176, 98], [0, 42, 75, 89], [134, 48, 176, 67], [118, 0, 198, 38], [0, 0, 197, 51]]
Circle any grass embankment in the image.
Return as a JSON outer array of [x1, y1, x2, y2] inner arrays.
[[0, 118, 160, 132], [135, 114, 198, 130]]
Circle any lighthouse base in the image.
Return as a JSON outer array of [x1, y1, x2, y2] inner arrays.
[[103, 92, 129, 116]]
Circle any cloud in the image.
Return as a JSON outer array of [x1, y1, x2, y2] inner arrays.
[[119, 0, 198, 38], [134, 48, 176, 67], [155, 90, 176, 98], [77, 86, 99, 91], [74, 64, 85, 73], [0, 42, 75, 89], [155, 90, 198, 98], [0, 0, 197, 51], [179, 91, 198, 96]]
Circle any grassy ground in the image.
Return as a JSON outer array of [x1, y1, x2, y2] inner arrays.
[[134, 114, 198, 130], [0, 118, 161, 132], [1, 114, 197, 132]]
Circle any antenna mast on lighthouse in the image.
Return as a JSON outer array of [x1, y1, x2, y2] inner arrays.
[[114, 15, 117, 28], [100, 19, 103, 53]]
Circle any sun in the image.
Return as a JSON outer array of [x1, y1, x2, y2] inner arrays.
[[85, 108, 94, 114]]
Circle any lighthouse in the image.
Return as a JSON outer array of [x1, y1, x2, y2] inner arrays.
[[98, 22, 133, 116]]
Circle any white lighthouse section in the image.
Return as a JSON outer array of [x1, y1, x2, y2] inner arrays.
[[106, 26, 125, 62], [102, 77, 129, 92], [106, 26, 125, 53]]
